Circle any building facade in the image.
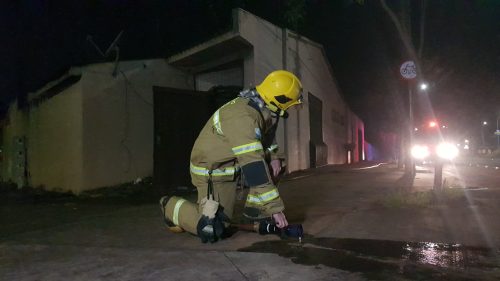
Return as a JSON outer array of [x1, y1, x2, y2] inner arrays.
[[0, 9, 365, 193]]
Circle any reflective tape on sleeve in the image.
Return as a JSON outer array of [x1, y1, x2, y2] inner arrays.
[[212, 98, 238, 136], [173, 199, 187, 226], [213, 110, 223, 135], [246, 188, 280, 205], [232, 142, 263, 155], [190, 163, 237, 177]]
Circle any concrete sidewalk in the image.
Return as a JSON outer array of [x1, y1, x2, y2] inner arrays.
[[1, 162, 499, 280], [1, 244, 363, 281]]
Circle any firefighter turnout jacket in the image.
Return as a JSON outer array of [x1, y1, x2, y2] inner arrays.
[[190, 95, 285, 217]]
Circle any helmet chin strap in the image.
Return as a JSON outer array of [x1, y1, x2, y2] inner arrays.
[[265, 104, 288, 119], [279, 110, 289, 119], [245, 90, 287, 119]]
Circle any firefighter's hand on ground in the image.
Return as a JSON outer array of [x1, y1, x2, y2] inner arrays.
[[272, 212, 288, 228]]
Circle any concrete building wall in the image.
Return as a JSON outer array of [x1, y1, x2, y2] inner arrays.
[[1, 59, 193, 193], [236, 9, 287, 166], [1, 85, 84, 192], [1, 9, 365, 192], [237, 10, 284, 85], [1, 102, 29, 185], [237, 9, 308, 172], [165, 9, 364, 173], [236, 9, 358, 171], [27, 83, 84, 191], [282, 33, 309, 171], [288, 33, 350, 165], [80, 59, 193, 191]]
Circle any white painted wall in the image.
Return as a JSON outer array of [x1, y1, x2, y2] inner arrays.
[[80, 59, 193, 192], [1, 83, 85, 191], [237, 9, 307, 172], [1, 59, 193, 193], [28, 83, 84, 191], [235, 9, 357, 172], [286, 33, 349, 165]]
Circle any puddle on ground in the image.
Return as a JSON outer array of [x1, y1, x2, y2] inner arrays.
[[239, 236, 500, 280]]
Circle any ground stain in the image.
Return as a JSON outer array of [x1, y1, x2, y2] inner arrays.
[[239, 236, 500, 280]]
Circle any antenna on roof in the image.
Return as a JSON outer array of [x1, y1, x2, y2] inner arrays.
[[86, 30, 124, 77]]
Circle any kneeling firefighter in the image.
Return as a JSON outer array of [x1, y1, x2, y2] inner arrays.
[[159, 70, 303, 243]]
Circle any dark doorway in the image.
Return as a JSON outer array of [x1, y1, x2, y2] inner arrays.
[[153, 86, 239, 193], [308, 92, 327, 168]]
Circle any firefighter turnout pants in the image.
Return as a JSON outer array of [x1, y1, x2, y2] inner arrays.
[[162, 177, 237, 235]]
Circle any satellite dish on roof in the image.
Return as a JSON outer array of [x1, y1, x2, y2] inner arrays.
[[86, 30, 124, 77]]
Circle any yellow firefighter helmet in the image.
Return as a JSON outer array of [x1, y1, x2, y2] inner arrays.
[[256, 70, 303, 113]]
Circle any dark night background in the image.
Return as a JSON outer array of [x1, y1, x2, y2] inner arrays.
[[1, 0, 499, 148]]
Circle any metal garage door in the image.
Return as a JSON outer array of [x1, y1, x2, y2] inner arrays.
[[153, 86, 240, 193]]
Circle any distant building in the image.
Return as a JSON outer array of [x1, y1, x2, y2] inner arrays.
[[0, 9, 365, 193]]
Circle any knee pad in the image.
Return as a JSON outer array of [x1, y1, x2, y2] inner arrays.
[[241, 160, 272, 187]]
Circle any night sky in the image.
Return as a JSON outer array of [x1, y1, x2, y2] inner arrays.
[[1, 0, 499, 147]]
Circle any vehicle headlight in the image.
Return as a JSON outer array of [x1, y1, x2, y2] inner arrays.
[[436, 142, 459, 160], [411, 145, 430, 159]]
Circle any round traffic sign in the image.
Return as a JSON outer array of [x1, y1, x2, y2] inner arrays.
[[400, 61, 417, 79]]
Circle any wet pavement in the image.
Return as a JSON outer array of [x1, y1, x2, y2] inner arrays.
[[240, 237, 500, 280]]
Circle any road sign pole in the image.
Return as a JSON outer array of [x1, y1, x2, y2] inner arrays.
[[400, 61, 417, 177], [408, 84, 415, 176], [433, 161, 443, 190]]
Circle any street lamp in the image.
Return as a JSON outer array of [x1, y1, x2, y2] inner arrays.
[[420, 83, 428, 91]]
